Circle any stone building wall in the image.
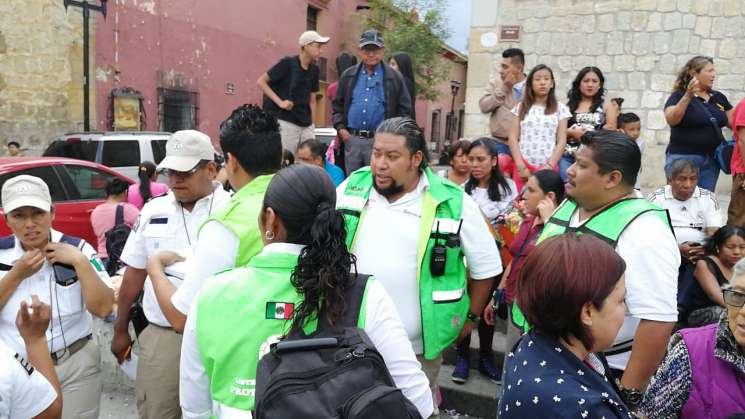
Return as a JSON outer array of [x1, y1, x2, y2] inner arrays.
[[465, 0, 745, 191], [0, 1, 91, 155]]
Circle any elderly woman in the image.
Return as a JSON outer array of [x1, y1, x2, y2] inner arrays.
[[642, 257, 745, 417], [498, 234, 632, 418], [664, 56, 734, 192]]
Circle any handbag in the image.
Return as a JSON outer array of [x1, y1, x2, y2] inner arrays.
[[696, 98, 734, 174]]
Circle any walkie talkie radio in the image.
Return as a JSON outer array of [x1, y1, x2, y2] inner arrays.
[[430, 221, 447, 277]]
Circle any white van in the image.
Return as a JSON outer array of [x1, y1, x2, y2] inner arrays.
[[43, 131, 172, 180]]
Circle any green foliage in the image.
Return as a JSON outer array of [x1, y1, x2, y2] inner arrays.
[[365, 0, 453, 101]]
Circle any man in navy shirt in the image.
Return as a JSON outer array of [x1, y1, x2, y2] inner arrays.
[[332, 29, 412, 174]]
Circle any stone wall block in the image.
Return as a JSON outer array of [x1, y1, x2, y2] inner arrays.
[[596, 55, 614, 73], [631, 11, 649, 30], [573, 55, 596, 69], [604, 71, 625, 90], [682, 13, 696, 28], [670, 29, 691, 54], [651, 74, 676, 92], [653, 31, 671, 53], [632, 32, 651, 55], [641, 90, 664, 108], [710, 17, 728, 38], [581, 15, 596, 33], [617, 11, 632, 30], [687, 35, 701, 54], [614, 55, 636, 72], [628, 71, 647, 90], [606, 31, 625, 55], [719, 38, 738, 59], [636, 56, 657, 71], [621, 90, 640, 107], [647, 110, 668, 129], [729, 58, 745, 74], [647, 12, 663, 30], [694, 0, 709, 14], [716, 75, 745, 90], [716, 59, 731, 74], [595, 1, 621, 13], [522, 18, 542, 33], [663, 12, 683, 29], [597, 14, 615, 32], [638, 0, 658, 11], [700, 39, 718, 56], [694, 16, 711, 37], [658, 0, 677, 12], [709, 0, 724, 16], [656, 54, 678, 73], [677, 0, 692, 12], [586, 32, 606, 56], [557, 56, 573, 73]]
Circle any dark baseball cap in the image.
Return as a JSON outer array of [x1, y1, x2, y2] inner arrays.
[[359, 30, 384, 48]]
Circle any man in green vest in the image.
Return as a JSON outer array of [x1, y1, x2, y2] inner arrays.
[[147, 104, 282, 333], [513, 130, 679, 412], [337, 117, 502, 416]]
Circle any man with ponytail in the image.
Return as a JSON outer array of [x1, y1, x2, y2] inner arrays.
[[179, 164, 433, 418], [337, 117, 503, 414], [147, 104, 282, 334]]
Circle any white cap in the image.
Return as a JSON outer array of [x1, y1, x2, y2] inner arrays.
[[299, 30, 330, 47], [157, 130, 215, 172], [2, 175, 52, 213]]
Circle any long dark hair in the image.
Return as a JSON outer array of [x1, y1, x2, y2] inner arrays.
[[464, 138, 512, 202], [336, 52, 358, 78], [567, 66, 606, 114], [704, 225, 745, 256], [674, 56, 714, 92], [518, 64, 558, 120], [138, 161, 157, 202], [532, 169, 565, 204], [391, 52, 416, 98], [261, 164, 356, 331]]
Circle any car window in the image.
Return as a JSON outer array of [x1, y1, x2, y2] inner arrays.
[[63, 165, 118, 200], [102, 140, 141, 167], [43, 140, 99, 162], [152, 140, 167, 164], [0, 166, 67, 203]]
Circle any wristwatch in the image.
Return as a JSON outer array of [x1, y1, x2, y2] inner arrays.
[[617, 381, 644, 411], [466, 312, 481, 323]]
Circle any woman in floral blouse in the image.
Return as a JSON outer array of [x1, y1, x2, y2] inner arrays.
[[498, 234, 632, 418], [642, 258, 745, 418]]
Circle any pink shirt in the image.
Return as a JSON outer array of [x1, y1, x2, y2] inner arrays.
[[90, 202, 140, 257], [731, 98, 745, 175], [127, 182, 170, 210]]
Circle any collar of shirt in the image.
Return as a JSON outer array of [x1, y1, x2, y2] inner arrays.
[[167, 181, 225, 215], [367, 171, 428, 208], [263, 242, 305, 255], [514, 78, 526, 92], [4, 229, 67, 264], [663, 184, 701, 201]]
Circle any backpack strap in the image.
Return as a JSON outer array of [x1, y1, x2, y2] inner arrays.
[[114, 204, 124, 226], [0, 236, 15, 250], [59, 235, 82, 248], [334, 272, 371, 329]]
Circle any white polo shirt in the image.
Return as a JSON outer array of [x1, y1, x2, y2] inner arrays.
[[647, 185, 722, 244], [0, 342, 57, 419], [0, 230, 112, 357], [337, 174, 503, 354], [120, 184, 231, 327], [568, 209, 680, 370]]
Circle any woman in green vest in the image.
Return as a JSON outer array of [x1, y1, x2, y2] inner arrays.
[[178, 163, 433, 418]]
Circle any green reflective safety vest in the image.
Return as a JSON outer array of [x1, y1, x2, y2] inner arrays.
[[511, 198, 672, 332], [203, 175, 272, 267], [338, 166, 468, 360], [195, 250, 370, 416]]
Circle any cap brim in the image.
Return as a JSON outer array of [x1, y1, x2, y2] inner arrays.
[[317, 36, 330, 43], [156, 156, 201, 172], [359, 41, 384, 48], [3, 197, 51, 214]]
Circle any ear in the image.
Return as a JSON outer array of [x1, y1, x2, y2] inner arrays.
[[545, 190, 556, 203], [411, 150, 424, 169], [604, 169, 624, 190], [580, 301, 594, 328], [226, 152, 239, 173]]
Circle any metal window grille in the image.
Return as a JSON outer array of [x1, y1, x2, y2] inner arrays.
[[431, 110, 441, 142], [158, 88, 199, 132]]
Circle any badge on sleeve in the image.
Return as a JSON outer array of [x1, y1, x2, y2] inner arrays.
[[90, 256, 105, 273], [265, 302, 294, 320], [14, 353, 34, 375]]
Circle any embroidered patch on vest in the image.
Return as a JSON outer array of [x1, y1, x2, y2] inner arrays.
[[265, 302, 294, 320], [149, 217, 168, 224], [14, 353, 34, 375]]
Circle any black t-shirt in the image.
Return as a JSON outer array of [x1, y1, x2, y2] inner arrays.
[[263, 55, 320, 127], [664, 90, 732, 155]]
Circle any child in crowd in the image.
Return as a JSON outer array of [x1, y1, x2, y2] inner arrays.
[[618, 112, 645, 191], [507, 64, 569, 191]]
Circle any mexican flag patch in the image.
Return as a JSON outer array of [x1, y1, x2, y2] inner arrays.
[[266, 302, 294, 320]]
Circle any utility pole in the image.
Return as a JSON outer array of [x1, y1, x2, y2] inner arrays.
[[64, 0, 107, 132]]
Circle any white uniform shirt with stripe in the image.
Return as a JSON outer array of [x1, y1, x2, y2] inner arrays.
[[337, 174, 503, 354], [179, 243, 434, 419], [647, 185, 722, 245], [0, 342, 57, 419], [0, 230, 112, 357], [120, 184, 231, 327]]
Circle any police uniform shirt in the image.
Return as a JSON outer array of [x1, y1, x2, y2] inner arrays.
[[648, 185, 722, 245], [120, 183, 231, 328], [0, 230, 111, 358], [0, 342, 57, 419]]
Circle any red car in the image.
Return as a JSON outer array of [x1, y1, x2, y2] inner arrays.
[[0, 157, 135, 247]]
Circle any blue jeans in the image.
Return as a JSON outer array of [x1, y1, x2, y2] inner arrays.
[[665, 153, 720, 192], [558, 155, 574, 183]]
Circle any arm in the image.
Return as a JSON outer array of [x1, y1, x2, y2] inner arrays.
[[0, 250, 44, 310], [621, 319, 675, 390], [547, 118, 568, 168], [664, 92, 693, 126], [179, 297, 213, 419], [603, 98, 619, 130], [640, 333, 691, 419], [693, 259, 726, 306], [309, 91, 316, 125], [111, 267, 146, 363], [507, 115, 529, 178], [478, 77, 509, 114], [256, 73, 292, 110], [332, 72, 348, 131], [45, 243, 113, 318], [395, 74, 413, 119], [146, 252, 186, 333]]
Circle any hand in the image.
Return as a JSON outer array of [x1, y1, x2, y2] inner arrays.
[[278, 100, 294, 111], [518, 165, 532, 181], [686, 78, 701, 97], [338, 128, 352, 142], [44, 242, 86, 267], [16, 295, 51, 344], [9, 249, 45, 281], [110, 328, 132, 364], [457, 320, 477, 342], [680, 242, 705, 263], [146, 251, 185, 275], [536, 197, 557, 222], [502, 71, 517, 89], [483, 299, 496, 326]]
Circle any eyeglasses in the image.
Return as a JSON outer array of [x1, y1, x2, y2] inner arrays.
[[723, 289, 745, 308], [159, 162, 205, 179]]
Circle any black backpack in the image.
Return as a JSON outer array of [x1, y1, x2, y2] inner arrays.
[[104, 204, 131, 276], [254, 274, 422, 419]]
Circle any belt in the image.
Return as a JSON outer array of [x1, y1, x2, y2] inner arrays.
[[348, 128, 375, 138], [51, 334, 92, 365]]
